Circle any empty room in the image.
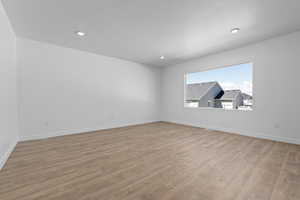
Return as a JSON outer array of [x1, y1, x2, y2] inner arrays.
[[1, 0, 300, 199]]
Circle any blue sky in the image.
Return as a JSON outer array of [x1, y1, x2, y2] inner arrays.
[[186, 63, 253, 95]]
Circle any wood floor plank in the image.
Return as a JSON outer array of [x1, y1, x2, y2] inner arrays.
[[270, 148, 300, 200], [0, 122, 299, 200]]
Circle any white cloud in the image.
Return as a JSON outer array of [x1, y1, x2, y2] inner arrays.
[[219, 81, 252, 95]]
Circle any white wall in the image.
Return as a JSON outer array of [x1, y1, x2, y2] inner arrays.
[[161, 31, 300, 144], [17, 38, 161, 141], [0, 2, 18, 169]]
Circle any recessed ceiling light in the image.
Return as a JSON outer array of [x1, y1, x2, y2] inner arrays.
[[160, 56, 165, 60], [75, 31, 86, 36], [231, 28, 240, 34]]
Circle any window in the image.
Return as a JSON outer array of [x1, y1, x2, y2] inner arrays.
[[184, 63, 253, 111]]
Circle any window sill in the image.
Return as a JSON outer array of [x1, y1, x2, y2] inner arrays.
[[183, 106, 253, 112]]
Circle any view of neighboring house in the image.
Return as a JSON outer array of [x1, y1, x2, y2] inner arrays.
[[185, 82, 253, 110], [215, 90, 243, 109], [185, 82, 222, 107]]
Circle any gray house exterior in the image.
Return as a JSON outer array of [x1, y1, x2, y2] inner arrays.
[[215, 90, 244, 109], [185, 82, 223, 107], [185, 82, 249, 109]]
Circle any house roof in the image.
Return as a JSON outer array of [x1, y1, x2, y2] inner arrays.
[[186, 82, 252, 102], [241, 93, 252, 100], [218, 90, 241, 100], [186, 82, 219, 101]]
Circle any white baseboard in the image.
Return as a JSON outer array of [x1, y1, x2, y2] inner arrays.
[[0, 137, 18, 170], [163, 120, 300, 145], [20, 120, 160, 142]]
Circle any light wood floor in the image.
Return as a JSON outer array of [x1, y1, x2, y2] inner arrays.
[[1, 122, 300, 200]]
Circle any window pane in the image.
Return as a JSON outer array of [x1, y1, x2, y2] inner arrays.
[[184, 63, 253, 110]]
